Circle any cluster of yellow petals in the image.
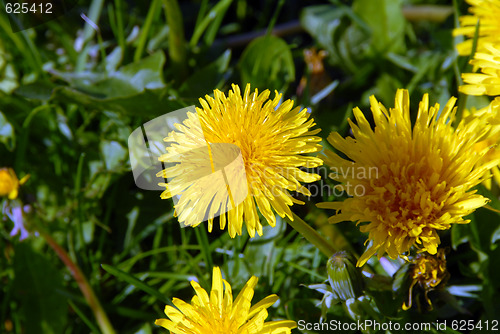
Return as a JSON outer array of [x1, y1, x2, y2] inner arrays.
[[158, 84, 322, 238], [403, 249, 449, 310], [155, 267, 296, 334], [453, 0, 500, 56], [0, 168, 29, 200], [460, 43, 500, 96], [318, 89, 497, 266], [456, 0, 500, 196], [465, 97, 500, 189]]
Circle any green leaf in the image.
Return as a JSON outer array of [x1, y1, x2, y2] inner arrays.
[[14, 81, 56, 101], [478, 247, 500, 318], [476, 184, 500, 213], [101, 263, 173, 306], [364, 289, 399, 318], [53, 51, 166, 98], [13, 243, 67, 334], [105, 46, 124, 73], [451, 223, 470, 250], [179, 50, 231, 98], [300, 5, 370, 72], [189, 0, 233, 47], [492, 224, 500, 246], [51, 86, 187, 116], [0, 63, 18, 94], [470, 204, 500, 252], [300, 5, 347, 62], [47, 52, 188, 116], [386, 52, 418, 73], [239, 35, 295, 91], [0, 110, 14, 150], [374, 73, 404, 106], [100, 140, 127, 170], [392, 262, 412, 295], [285, 298, 325, 324], [352, 0, 406, 54], [203, 0, 233, 46]]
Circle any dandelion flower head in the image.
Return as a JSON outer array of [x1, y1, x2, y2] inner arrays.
[[0, 168, 29, 200], [155, 267, 297, 334], [157, 84, 322, 238], [318, 89, 497, 266]]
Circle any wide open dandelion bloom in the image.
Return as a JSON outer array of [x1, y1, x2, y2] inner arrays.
[[157, 84, 322, 237], [453, 0, 500, 56], [155, 267, 296, 334], [318, 89, 498, 267], [460, 43, 500, 96]]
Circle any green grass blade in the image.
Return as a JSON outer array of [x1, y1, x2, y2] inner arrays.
[[101, 264, 174, 307]]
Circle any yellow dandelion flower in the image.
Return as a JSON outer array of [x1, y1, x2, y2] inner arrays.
[[157, 84, 322, 238], [460, 43, 500, 96], [403, 249, 449, 311], [453, 0, 500, 56], [155, 267, 297, 334], [0, 168, 29, 200], [317, 89, 498, 267], [466, 97, 500, 189]]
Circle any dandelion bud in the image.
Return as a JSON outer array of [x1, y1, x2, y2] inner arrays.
[[327, 251, 364, 301]]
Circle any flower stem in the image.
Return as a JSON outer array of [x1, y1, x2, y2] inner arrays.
[[288, 213, 374, 274], [401, 5, 453, 22], [162, 0, 187, 80], [362, 272, 393, 291], [288, 212, 336, 258], [40, 229, 116, 334]]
